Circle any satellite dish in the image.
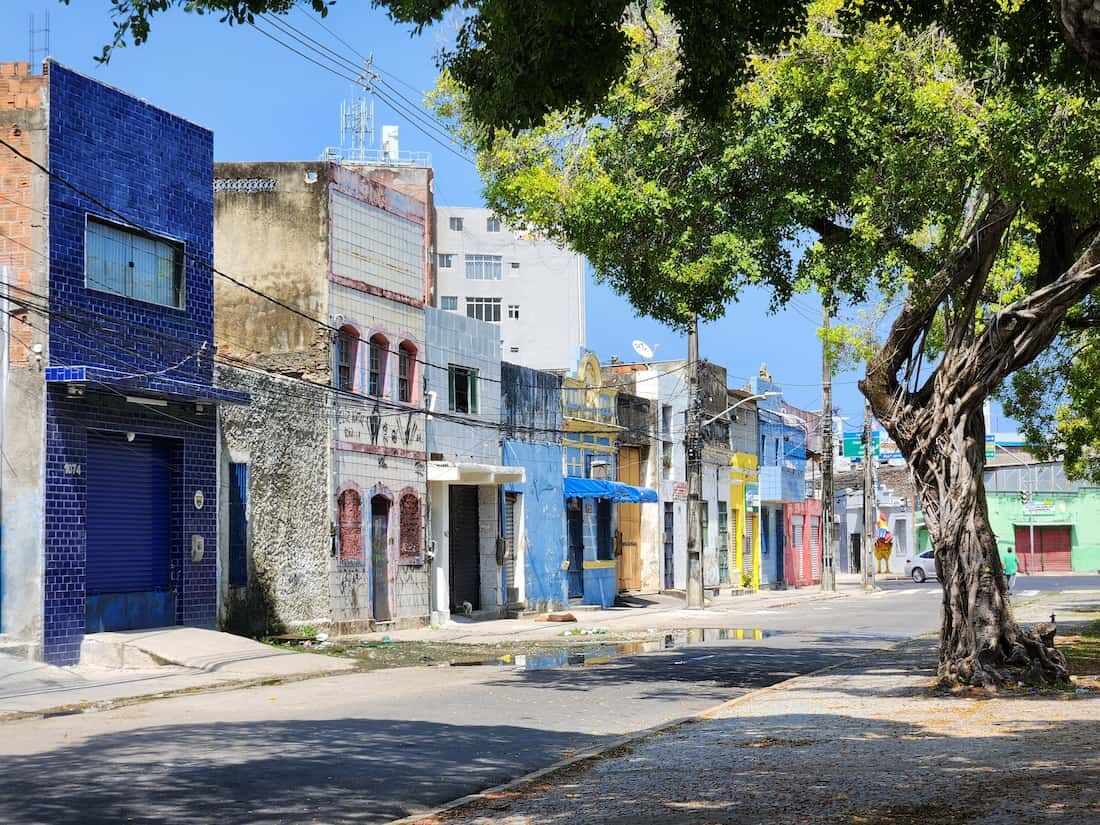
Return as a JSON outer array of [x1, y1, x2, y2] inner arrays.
[[632, 339, 654, 360]]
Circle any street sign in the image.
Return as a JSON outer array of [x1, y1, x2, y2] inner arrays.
[[673, 482, 688, 501], [842, 431, 880, 459], [745, 483, 760, 511]]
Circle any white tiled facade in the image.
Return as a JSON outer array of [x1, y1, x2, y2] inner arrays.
[[434, 206, 585, 371]]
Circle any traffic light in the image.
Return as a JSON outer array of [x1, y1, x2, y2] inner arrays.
[[1019, 490, 1031, 505]]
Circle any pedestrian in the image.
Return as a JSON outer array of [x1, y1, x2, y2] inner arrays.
[[1001, 546, 1019, 594]]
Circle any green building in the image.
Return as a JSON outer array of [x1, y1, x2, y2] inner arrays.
[[917, 462, 1100, 573]]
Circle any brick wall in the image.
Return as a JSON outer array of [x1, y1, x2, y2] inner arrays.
[[0, 61, 45, 364]]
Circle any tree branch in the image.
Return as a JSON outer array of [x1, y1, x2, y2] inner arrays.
[[862, 198, 1018, 418]]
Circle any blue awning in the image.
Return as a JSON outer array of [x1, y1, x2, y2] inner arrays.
[[564, 476, 658, 503]]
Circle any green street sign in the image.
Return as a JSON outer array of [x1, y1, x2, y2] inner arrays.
[[842, 432, 880, 459]]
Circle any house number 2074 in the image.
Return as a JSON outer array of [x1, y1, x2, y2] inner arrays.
[[64, 463, 82, 476]]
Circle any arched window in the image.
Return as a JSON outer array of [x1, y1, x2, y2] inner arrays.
[[368, 333, 389, 396], [399, 491, 422, 562], [398, 341, 417, 403], [337, 487, 363, 562], [335, 326, 359, 391]]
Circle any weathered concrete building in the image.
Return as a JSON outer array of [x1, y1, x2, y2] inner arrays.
[[1, 62, 246, 663], [214, 161, 430, 634], [500, 362, 567, 612], [434, 207, 585, 371], [425, 307, 523, 624], [625, 360, 732, 592]]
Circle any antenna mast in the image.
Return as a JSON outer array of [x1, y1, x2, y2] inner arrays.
[[29, 11, 50, 72]]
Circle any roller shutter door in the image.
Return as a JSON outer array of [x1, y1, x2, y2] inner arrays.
[[85, 431, 173, 631]]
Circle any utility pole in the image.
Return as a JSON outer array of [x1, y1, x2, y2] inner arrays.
[[861, 397, 876, 591], [820, 306, 836, 592], [685, 315, 704, 608]]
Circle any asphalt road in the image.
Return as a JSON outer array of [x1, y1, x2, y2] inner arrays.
[[0, 586, 967, 825], [879, 574, 1100, 594]]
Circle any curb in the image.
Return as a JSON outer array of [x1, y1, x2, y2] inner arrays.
[[387, 636, 920, 825]]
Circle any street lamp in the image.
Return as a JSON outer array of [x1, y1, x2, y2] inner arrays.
[[701, 391, 781, 428]]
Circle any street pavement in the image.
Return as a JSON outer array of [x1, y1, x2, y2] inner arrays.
[[0, 585, 949, 824]]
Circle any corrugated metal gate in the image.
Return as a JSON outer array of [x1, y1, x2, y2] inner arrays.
[[742, 511, 755, 583], [449, 485, 481, 611], [1014, 525, 1072, 572], [85, 431, 174, 631], [504, 492, 518, 603]]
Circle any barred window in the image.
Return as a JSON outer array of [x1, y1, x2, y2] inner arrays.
[[449, 216, 464, 231], [440, 295, 458, 311]]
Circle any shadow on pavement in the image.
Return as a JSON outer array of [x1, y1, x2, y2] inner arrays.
[[0, 717, 597, 825]]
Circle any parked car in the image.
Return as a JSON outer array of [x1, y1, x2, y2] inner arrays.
[[905, 549, 937, 583]]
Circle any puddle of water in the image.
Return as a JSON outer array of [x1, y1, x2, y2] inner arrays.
[[456, 628, 786, 671]]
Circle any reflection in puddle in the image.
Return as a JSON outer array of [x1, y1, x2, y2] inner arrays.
[[459, 628, 785, 671]]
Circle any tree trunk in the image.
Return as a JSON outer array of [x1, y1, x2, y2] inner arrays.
[[903, 406, 1068, 687], [1057, 0, 1100, 67]]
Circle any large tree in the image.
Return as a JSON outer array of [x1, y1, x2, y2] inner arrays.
[[81, 0, 1100, 687]]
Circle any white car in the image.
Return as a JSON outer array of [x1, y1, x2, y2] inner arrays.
[[904, 549, 937, 583]]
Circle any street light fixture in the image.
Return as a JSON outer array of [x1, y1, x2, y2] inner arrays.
[[701, 391, 781, 428]]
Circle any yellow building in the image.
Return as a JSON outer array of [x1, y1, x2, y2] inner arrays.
[[729, 453, 762, 590]]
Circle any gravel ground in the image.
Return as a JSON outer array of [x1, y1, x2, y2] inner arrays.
[[431, 638, 1100, 825]]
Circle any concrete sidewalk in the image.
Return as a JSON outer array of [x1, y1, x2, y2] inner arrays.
[[0, 627, 352, 718], [342, 578, 871, 647], [426, 629, 1100, 824]]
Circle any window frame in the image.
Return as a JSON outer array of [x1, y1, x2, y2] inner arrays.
[[448, 364, 479, 414], [486, 216, 501, 233], [335, 326, 359, 391], [448, 216, 464, 231], [398, 341, 416, 403], [84, 214, 186, 309], [440, 295, 458, 311], [507, 304, 520, 319], [466, 296, 502, 323], [464, 254, 503, 281], [437, 253, 454, 269], [368, 333, 389, 397]]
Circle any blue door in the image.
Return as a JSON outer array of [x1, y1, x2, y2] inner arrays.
[[567, 506, 584, 598], [85, 431, 175, 631]]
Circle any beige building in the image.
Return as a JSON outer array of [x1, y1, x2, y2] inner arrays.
[[214, 161, 431, 634]]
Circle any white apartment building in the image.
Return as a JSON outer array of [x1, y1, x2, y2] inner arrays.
[[434, 207, 585, 370]]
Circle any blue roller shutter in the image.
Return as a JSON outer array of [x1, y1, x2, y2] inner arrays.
[[86, 431, 171, 595]]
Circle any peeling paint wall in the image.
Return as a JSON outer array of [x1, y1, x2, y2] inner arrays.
[[217, 366, 330, 635]]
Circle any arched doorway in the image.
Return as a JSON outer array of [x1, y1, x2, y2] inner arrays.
[[370, 494, 392, 621]]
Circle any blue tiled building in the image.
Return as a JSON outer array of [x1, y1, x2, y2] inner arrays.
[[0, 62, 245, 664]]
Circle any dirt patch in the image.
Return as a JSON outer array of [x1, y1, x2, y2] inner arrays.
[[1060, 620, 1100, 677], [847, 801, 978, 824]]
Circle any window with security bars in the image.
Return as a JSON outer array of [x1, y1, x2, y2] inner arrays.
[[466, 297, 502, 323], [718, 505, 729, 552], [465, 254, 503, 280], [438, 253, 454, 268], [449, 216, 463, 231], [440, 295, 458, 310], [792, 516, 805, 549], [86, 217, 184, 307]]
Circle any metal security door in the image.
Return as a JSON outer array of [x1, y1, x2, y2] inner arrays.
[[85, 431, 173, 631], [504, 492, 518, 603], [371, 495, 392, 621], [567, 507, 585, 598], [743, 511, 755, 584], [449, 485, 481, 611], [663, 502, 675, 589], [718, 505, 730, 584], [774, 508, 786, 586], [616, 446, 642, 591]]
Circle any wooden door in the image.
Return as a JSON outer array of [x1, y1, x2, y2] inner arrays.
[[616, 446, 643, 590]]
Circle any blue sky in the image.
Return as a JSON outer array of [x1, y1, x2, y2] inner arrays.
[[3, 0, 1004, 431]]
